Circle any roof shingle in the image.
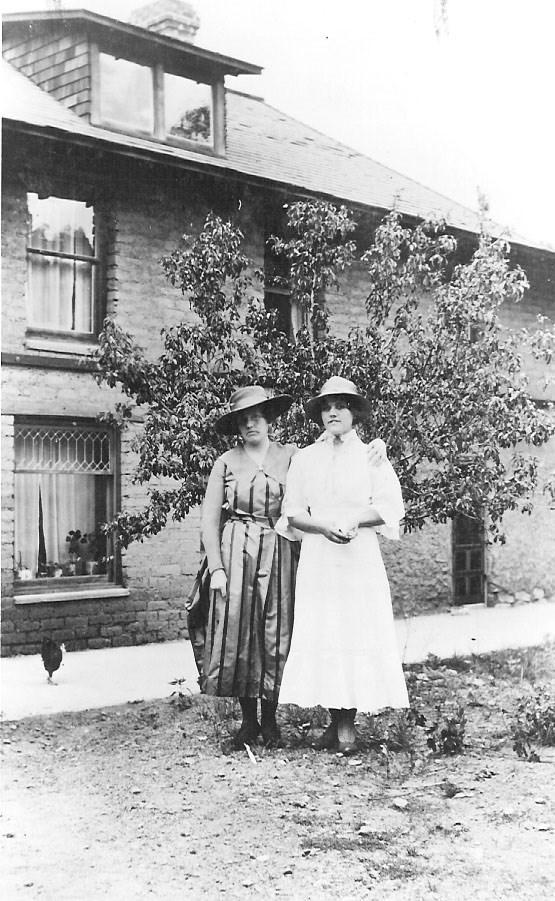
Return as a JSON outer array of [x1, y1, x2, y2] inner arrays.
[[1, 59, 542, 248]]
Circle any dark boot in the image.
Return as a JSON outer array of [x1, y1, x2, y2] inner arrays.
[[260, 699, 281, 747], [233, 697, 260, 750]]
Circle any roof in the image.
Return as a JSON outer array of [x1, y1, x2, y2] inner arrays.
[[1, 59, 545, 250], [2, 9, 261, 78]]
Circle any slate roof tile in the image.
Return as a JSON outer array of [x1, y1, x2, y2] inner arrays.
[[1, 59, 542, 248]]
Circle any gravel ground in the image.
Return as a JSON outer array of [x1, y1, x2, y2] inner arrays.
[[1, 645, 554, 900]]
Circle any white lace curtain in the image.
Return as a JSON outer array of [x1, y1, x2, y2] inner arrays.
[[15, 474, 96, 574]]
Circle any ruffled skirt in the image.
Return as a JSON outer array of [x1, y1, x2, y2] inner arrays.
[[279, 528, 408, 712]]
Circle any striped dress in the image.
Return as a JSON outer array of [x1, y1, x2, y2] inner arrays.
[[201, 442, 299, 701]]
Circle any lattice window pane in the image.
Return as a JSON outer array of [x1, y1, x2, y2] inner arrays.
[[15, 426, 113, 474]]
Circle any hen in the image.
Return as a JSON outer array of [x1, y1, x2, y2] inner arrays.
[[41, 636, 64, 684]]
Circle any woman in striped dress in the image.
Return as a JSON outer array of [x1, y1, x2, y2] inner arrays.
[[201, 385, 298, 749]]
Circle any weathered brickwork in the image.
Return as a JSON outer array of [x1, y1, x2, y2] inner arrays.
[[488, 434, 555, 596], [2, 133, 554, 655]]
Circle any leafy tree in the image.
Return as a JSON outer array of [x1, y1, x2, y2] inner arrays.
[[94, 202, 554, 547]]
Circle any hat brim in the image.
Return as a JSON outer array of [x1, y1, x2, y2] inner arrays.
[[304, 392, 372, 423], [216, 394, 294, 435]]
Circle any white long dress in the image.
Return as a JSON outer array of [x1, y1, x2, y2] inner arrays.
[[277, 429, 409, 712]]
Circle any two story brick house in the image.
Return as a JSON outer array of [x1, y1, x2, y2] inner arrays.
[[2, 3, 554, 656]]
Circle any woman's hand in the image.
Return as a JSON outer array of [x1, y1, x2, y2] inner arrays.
[[367, 438, 387, 466], [210, 569, 227, 595], [334, 517, 359, 540], [320, 523, 352, 544]]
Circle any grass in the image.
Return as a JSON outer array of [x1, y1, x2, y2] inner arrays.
[[164, 643, 555, 767]]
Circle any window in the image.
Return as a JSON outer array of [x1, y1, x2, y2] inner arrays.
[[26, 194, 98, 336], [264, 291, 306, 340], [264, 206, 307, 340], [164, 73, 212, 145], [14, 422, 115, 585], [98, 52, 214, 148], [99, 55, 154, 133]]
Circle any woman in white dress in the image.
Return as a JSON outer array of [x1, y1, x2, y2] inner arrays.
[[278, 376, 409, 754]]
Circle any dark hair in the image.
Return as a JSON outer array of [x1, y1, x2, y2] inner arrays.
[[235, 404, 270, 435], [318, 394, 361, 425]]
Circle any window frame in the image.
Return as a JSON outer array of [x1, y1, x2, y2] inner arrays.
[[90, 43, 223, 156], [13, 416, 122, 601], [25, 192, 105, 343], [264, 202, 310, 341]]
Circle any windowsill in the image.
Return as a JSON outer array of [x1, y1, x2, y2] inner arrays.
[[25, 334, 98, 357], [14, 586, 129, 605], [96, 121, 219, 156]]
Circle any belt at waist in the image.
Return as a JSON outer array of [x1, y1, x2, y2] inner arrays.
[[227, 514, 276, 530]]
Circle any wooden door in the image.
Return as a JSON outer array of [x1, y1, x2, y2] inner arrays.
[[452, 514, 487, 605]]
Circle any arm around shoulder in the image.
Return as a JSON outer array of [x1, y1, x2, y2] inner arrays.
[[371, 459, 405, 540]]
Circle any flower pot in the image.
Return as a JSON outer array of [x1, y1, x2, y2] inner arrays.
[[14, 567, 33, 581], [83, 560, 99, 575]]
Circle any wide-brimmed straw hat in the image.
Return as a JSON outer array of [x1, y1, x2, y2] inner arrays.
[[304, 376, 372, 423], [215, 385, 294, 435]]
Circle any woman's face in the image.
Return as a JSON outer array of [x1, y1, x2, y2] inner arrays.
[[237, 405, 270, 446], [320, 395, 354, 437]]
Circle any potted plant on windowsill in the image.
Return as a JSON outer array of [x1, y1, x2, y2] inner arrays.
[[65, 529, 87, 575], [14, 552, 33, 581], [80, 529, 110, 575]]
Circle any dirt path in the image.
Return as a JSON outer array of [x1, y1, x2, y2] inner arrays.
[[1, 647, 554, 900]]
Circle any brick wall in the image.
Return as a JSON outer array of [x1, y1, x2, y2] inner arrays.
[[1, 148, 214, 655], [2, 136, 554, 655], [488, 435, 555, 597]]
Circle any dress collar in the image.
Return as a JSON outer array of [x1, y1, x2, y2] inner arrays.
[[316, 428, 359, 446]]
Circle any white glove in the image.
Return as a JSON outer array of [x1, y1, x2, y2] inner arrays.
[[210, 569, 227, 594]]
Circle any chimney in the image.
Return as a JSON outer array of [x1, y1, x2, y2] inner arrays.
[[129, 0, 200, 43]]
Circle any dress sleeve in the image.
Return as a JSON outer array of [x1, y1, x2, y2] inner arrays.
[[200, 456, 226, 573], [274, 450, 306, 541], [281, 451, 308, 518], [370, 459, 405, 541]]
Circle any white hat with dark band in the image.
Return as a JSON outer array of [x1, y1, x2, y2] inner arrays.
[[304, 376, 372, 423]]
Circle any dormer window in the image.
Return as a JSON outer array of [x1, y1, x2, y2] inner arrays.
[[99, 55, 154, 134], [164, 72, 212, 144], [96, 51, 214, 149], [3, 6, 261, 159]]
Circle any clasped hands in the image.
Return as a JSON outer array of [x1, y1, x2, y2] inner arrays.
[[321, 517, 359, 544]]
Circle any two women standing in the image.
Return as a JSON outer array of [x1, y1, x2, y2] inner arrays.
[[200, 377, 408, 753]]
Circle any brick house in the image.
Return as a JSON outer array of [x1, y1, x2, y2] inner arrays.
[[2, 3, 554, 656]]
